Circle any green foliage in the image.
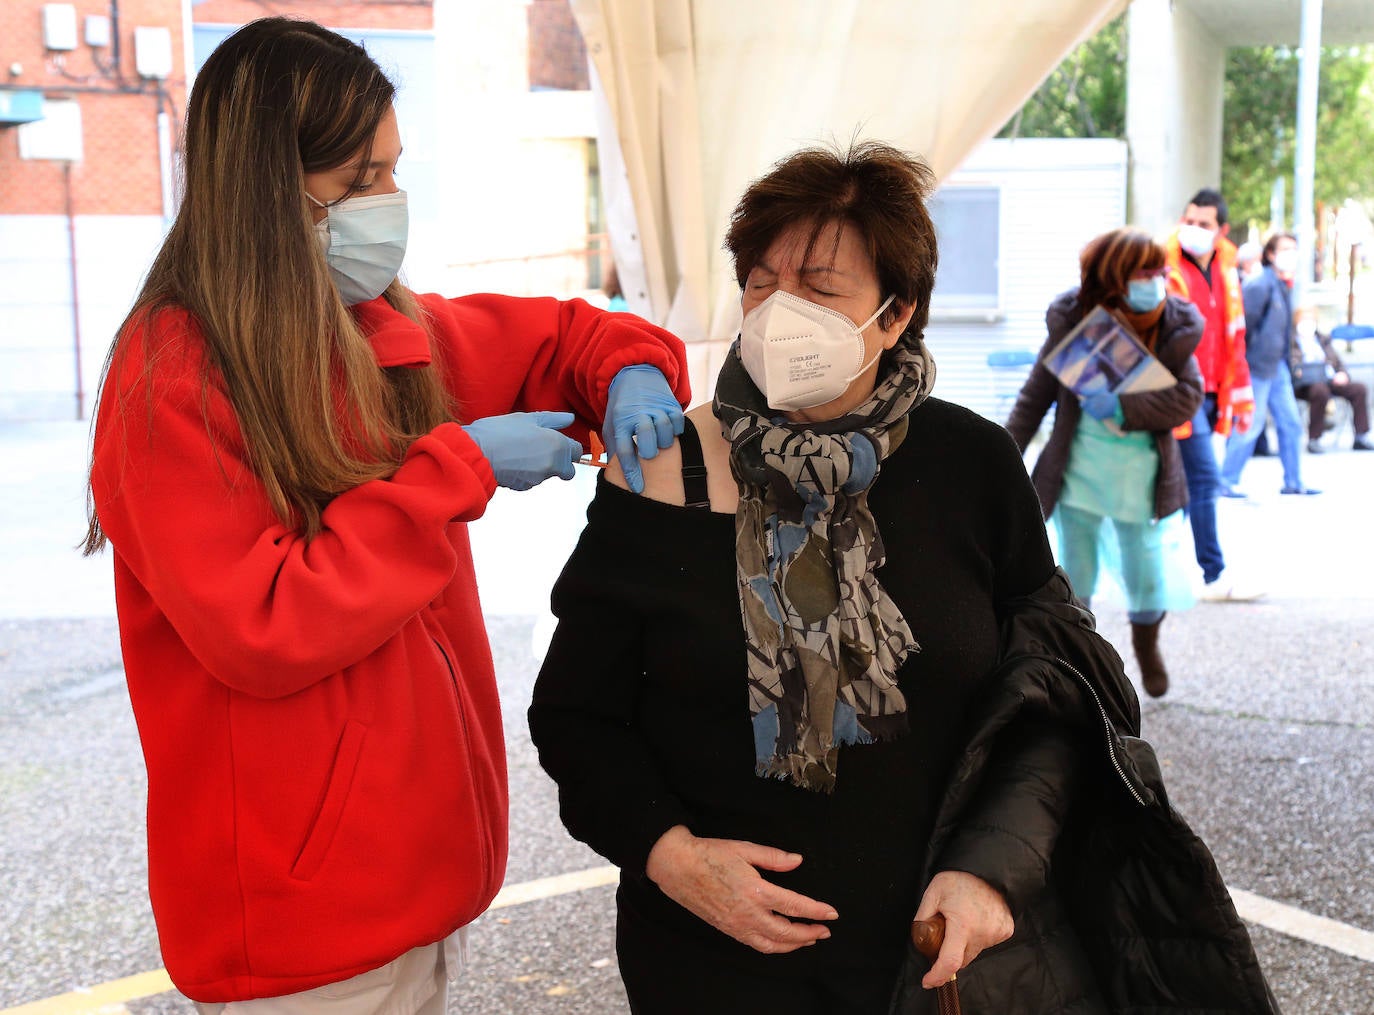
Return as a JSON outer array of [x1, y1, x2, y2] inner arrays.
[[998, 14, 1127, 139], [1222, 46, 1374, 229], [998, 19, 1374, 232]]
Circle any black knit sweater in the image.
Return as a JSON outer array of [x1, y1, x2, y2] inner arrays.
[[528, 397, 1056, 978]]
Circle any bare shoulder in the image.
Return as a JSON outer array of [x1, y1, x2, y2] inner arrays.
[[603, 430, 686, 505], [687, 403, 730, 460], [687, 404, 739, 512], [603, 403, 735, 511]]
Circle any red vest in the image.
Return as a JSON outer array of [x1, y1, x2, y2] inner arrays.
[[1175, 256, 1228, 391]]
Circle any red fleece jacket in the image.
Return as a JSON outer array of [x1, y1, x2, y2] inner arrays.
[[90, 293, 688, 1002]]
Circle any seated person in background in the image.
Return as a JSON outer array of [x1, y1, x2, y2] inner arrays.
[[528, 142, 1277, 1015], [1291, 305, 1374, 452]]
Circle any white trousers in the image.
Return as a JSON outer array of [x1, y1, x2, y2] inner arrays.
[[193, 928, 468, 1015]]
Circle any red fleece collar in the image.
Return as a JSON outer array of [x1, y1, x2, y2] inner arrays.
[[350, 296, 432, 368]]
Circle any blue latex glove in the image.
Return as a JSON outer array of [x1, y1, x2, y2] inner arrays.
[[462, 411, 583, 491], [1080, 390, 1120, 421], [602, 365, 685, 494]]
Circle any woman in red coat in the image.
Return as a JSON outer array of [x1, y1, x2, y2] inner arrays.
[[83, 17, 687, 1014]]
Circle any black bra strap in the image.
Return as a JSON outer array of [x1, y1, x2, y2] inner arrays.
[[678, 417, 711, 510]]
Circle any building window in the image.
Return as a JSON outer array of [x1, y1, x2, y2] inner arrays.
[[929, 186, 1001, 319]]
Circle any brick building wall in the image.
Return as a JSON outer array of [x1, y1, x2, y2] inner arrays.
[[0, 2, 435, 220], [527, 0, 587, 91], [0, 0, 188, 217], [192, 1, 432, 33], [0, 0, 602, 420]]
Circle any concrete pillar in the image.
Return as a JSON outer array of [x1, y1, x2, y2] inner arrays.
[[1292, 0, 1322, 305], [1126, 0, 1226, 237], [1126, 0, 1173, 236]]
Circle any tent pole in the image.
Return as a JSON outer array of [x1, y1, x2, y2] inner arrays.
[[1292, 0, 1322, 307]]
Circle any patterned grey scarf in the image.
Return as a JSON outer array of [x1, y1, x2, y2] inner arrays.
[[712, 336, 936, 792]]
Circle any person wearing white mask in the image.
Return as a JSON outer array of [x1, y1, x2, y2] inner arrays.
[[1163, 188, 1263, 601], [1220, 233, 1320, 495], [1290, 305, 1374, 452], [529, 145, 1277, 1014], [82, 17, 689, 1015]]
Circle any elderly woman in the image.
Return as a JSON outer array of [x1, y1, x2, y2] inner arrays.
[[529, 144, 1277, 1014], [1006, 228, 1204, 699]]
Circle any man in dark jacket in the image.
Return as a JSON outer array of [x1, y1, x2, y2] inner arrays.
[[1220, 233, 1319, 495]]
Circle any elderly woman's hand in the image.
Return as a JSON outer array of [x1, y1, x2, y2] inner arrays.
[[645, 825, 838, 954], [913, 870, 1014, 988]]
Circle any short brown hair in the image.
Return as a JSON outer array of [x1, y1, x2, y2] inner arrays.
[[1076, 228, 1166, 313], [724, 142, 938, 337]]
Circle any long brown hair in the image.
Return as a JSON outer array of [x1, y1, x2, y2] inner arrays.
[[85, 18, 452, 552], [1076, 227, 1166, 315]]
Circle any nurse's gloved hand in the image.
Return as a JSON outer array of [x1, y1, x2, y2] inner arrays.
[[603, 365, 685, 494], [463, 411, 583, 491], [1080, 390, 1120, 421]]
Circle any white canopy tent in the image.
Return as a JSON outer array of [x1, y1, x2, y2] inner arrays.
[[574, 0, 1129, 401]]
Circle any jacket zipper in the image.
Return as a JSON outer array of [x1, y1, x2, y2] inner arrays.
[[432, 636, 493, 889], [1051, 655, 1148, 807]]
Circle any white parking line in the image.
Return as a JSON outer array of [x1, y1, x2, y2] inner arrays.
[[1231, 888, 1374, 963], [3, 871, 1368, 1015], [486, 864, 619, 910]]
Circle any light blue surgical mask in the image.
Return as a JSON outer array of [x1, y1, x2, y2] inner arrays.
[[309, 189, 409, 305], [1125, 276, 1166, 313]]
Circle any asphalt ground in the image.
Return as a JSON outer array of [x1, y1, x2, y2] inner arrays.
[[2, 419, 1372, 1014]]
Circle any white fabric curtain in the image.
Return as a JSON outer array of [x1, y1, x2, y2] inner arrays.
[[574, 0, 1128, 402]]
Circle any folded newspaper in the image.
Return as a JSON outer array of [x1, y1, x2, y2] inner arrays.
[[1042, 305, 1175, 435]]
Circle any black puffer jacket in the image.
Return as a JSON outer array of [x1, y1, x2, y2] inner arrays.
[[890, 569, 1280, 1014]]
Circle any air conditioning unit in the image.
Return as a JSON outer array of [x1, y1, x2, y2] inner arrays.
[[135, 26, 174, 79], [17, 98, 84, 161], [42, 4, 79, 51], [85, 14, 112, 49]]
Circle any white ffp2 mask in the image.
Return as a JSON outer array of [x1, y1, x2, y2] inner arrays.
[[739, 291, 896, 411]]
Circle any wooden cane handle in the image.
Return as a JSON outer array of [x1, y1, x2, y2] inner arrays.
[[911, 914, 946, 960], [912, 915, 962, 1014]]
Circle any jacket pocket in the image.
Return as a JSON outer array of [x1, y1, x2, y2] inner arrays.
[[291, 719, 368, 881]]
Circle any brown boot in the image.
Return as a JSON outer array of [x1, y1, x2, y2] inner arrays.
[[1131, 614, 1169, 698]]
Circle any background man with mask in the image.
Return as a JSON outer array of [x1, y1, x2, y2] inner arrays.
[[1220, 233, 1321, 495], [1164, 189, 1262, 600]]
